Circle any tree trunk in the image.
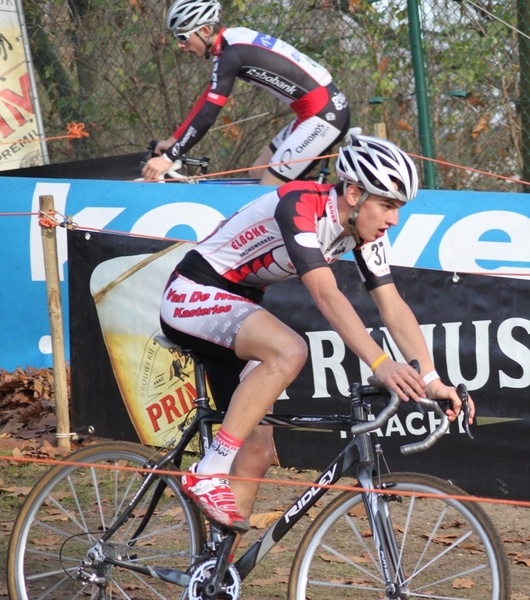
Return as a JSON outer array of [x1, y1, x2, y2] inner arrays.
[[518, 0, 530, 190]]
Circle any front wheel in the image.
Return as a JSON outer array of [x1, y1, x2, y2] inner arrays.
[[288, 472, 510, 600], [7, 441, 206, 600]]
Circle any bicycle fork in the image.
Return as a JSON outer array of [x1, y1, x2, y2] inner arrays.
[[356, 441, 407, 598]]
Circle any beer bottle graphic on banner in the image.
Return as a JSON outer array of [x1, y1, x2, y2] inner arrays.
[[90, 241, 213, 446]]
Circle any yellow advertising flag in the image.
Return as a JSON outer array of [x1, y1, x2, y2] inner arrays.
[[90, 241, 216, 448], [0, 0, 47, 170]]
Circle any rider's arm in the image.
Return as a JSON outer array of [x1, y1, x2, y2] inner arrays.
[[164, 84, 220, 160], [165, 47, 242, 161], [370, 282, 474, 422], [142, 50, 241, 180], [303, 268, 473, 421], [154, 137, 178, 155], [300, 266, 426, 403], [274, 186, 471, 419], [141, 86, 229, 179]]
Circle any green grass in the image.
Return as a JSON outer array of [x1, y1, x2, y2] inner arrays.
[[0, 451, 49, 577]]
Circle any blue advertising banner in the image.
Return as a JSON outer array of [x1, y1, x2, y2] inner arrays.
[[1, 175, 530, 371]]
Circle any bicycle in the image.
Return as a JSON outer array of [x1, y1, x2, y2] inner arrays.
[[139, 139, 333, 184], [139, 140, 212, 182], [7, 338, 510, 600]]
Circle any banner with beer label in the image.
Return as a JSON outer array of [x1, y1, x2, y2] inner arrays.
[[89, 240, 215, 447], [68, 228, 530, 500], [0, 0, 46, 170]]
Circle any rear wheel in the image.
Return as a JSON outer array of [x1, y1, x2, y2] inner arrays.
[[7, 441, 205, 600], [288, 472, 510, 600]]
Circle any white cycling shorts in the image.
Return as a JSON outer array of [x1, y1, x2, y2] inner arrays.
[[268, 115, 344, 181], [160, 275, 264, 350]]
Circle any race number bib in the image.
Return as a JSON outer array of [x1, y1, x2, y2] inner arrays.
[[357, 237, 391, 279]]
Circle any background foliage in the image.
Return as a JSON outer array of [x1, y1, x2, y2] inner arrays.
[[22, 0, 524, 191]]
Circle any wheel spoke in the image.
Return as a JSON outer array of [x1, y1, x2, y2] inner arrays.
[[406, 529, 474, 584], [289, 473, 510, 600], [25, 564, 78, 581], [321, 542, 383, 584], [411, 562, 489, 593], [8, 442, 205, 600], [344, 513, 382, 576]]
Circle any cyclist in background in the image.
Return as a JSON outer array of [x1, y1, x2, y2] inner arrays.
[[160, 134, 475, 537], [142, 0, 350, 185]]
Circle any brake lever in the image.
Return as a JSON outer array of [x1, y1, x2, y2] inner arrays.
[[140, 139, 158, 168], [407, 359, 428, 415], [457, 383, 474, 439], [146, 139, 158, 157]]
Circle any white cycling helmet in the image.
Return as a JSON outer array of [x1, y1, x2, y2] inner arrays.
[[166, 0, 221, 32], [336, 133, 418, 203]]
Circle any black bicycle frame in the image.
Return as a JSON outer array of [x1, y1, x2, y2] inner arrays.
[[234, 430, 363, 580], [94, 355, 404, 592]]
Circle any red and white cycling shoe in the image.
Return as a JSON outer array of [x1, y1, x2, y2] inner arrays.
[[180, 464, 250, 533]]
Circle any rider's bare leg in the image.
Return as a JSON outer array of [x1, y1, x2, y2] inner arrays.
[[223, 310, 308, 440], [230, 425, 275, 518], [192, 310, 305, 532], [214, 311, 305, 536], [251, 146, 272, 180], [228, 425, 275, 558], [259, 169, 286, 186], [252, 145, 293, 186]]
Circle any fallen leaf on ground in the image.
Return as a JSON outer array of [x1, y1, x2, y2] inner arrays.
[[441, 520, 463, 529], [250, 511, 283, 529], [318, 552, 371, 564], [452, 577, 474, 589], [1, 484, 33, 498], [347, 505, 366, 517], [514, 554, 530, 567], [269, 545, 289, 555], [248, 575, 289, 586]]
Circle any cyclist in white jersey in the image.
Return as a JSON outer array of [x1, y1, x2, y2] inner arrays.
[[142, 0, 350, 185], [160, 134, 476, 536]]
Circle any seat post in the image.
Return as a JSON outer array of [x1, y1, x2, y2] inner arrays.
[[192, 353, 208, 401]]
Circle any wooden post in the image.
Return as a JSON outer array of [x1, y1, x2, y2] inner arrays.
[[374, 123, 387, 139], [39, 195, 71, 451]]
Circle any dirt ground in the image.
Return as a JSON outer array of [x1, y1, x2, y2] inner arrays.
[[1, 367, 529, 598]]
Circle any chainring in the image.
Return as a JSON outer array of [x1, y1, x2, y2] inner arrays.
[[187, 558, 241, 600]]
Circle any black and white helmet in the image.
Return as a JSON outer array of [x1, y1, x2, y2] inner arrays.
[[166, 0, 221, 32], [336, 134, 418, 202]]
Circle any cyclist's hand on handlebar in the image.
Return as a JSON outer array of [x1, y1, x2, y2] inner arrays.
[[423, 378, 475, 424], [142, 154, 175, 181], [373, 359, 426, 403]]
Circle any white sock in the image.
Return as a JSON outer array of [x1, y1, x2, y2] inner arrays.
[[197, 427, 244, 475]]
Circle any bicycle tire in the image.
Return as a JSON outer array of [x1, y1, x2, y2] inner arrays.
[[7, 441, 206, 600], [288, 472, 510, 600]]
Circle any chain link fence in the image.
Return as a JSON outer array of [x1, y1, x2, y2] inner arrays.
[[22, 0, 523, 191]]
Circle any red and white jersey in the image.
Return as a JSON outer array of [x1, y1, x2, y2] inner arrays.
[[217, 27, 333, 104], [177, 181, 393, 295], [166, 27, 348, 161]]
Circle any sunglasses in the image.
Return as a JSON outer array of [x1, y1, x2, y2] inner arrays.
[[173, 27, 200, 42]]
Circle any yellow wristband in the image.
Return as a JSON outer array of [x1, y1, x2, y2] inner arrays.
[[370, 353, 389, 372]]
